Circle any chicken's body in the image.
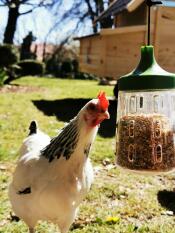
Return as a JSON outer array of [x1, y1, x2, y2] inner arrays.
[[9, 93, 109, 233]]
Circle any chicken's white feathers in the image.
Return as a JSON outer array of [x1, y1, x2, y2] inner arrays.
[[9, 96, 109, 233]]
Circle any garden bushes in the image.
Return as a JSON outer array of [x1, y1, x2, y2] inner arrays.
[[45, 58, 75, 78], [18, 60, 45, 76], [0, 44, 20, 85], [0, 44, 19, 67], [60, 59, 73, 77], [45, 56, 60, 76], [0, 43, 97, 83], [74, 72, 97, 80]]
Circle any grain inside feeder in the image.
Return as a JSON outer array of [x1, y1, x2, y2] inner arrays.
[[117, 114, 175, 172]]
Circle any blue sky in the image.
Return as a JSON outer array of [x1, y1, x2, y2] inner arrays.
[[0, 1, 92, 44]]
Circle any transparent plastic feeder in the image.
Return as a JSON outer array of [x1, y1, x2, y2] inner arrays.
[[116, 45, 175, 174]]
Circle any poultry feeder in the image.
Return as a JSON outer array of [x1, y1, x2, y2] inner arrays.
[[115, 0, 175, 174]]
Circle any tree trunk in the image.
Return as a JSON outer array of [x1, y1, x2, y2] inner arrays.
[[3, 5, 19, 44]]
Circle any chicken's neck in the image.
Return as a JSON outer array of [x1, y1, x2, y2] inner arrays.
[[41, 117, 79, 162], [71, 113, 98, 162], [41, 115, 98, 163]]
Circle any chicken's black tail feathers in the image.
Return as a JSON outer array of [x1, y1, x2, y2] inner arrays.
[[29, 120, 38, 135]]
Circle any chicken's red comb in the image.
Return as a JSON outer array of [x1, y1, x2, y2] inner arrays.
[[97, 91, 109, 110]]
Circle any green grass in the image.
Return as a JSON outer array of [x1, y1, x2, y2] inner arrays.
[[1, 76, 175, 232]]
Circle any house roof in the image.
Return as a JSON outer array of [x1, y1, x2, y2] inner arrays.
[[95, 0, 145, 22], [96, 0, 175, 22]]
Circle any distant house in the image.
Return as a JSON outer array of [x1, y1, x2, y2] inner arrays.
[[76, 0, 175, 79], [31, 43, 55, 61]]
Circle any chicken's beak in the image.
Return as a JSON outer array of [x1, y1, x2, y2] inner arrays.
[[104, 110, 110, 120], [99, 110, 110, 121]]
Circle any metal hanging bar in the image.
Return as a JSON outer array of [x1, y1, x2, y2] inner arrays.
[[146, 0, 162, 45]]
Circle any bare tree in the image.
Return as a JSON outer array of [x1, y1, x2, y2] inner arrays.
[[1, 0, 113, 45], [51, 0, 113, 34], [39, 0, 113, 61], [1, 0, 56, 44]]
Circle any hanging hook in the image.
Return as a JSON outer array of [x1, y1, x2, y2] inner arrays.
[[146, 0, 162, 45]]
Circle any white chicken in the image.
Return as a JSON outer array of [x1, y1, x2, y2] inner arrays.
[[19, 120, 51, 156], [9, 92, 110, 233]]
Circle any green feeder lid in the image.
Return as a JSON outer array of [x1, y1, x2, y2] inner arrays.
[[118, 45, 175, 91]]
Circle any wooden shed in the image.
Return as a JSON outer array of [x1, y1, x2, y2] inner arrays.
[[76, 0, 175, 79]]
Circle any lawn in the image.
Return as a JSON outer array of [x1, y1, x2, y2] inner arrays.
[[0, 76, 175, 233]]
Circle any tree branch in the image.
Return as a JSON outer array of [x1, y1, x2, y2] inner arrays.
[[84, 0, 95, 16], [19, 9, 33, 15], [19, 0, 54, 16]]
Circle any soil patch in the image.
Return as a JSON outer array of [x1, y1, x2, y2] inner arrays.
[[0, 85, 44, 93]]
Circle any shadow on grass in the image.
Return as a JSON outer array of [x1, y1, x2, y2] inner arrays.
[[157, 190, 175, 214], [32, 98, 117, 138]]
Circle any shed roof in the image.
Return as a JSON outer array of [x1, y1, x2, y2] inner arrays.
[[95, 0, 145, 22], [96, 0, 175, 22]]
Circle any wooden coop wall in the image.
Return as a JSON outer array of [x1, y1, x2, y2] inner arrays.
[[79, 26, 147, 79], [78, 6, 175, 78], [157, 7, 175, 73], [79, 36, 105, 76], [103, 27, 146, 78]]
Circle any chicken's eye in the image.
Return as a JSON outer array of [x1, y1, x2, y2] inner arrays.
[[88, 103, 96, 111], [100, 109, 105, 113]]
